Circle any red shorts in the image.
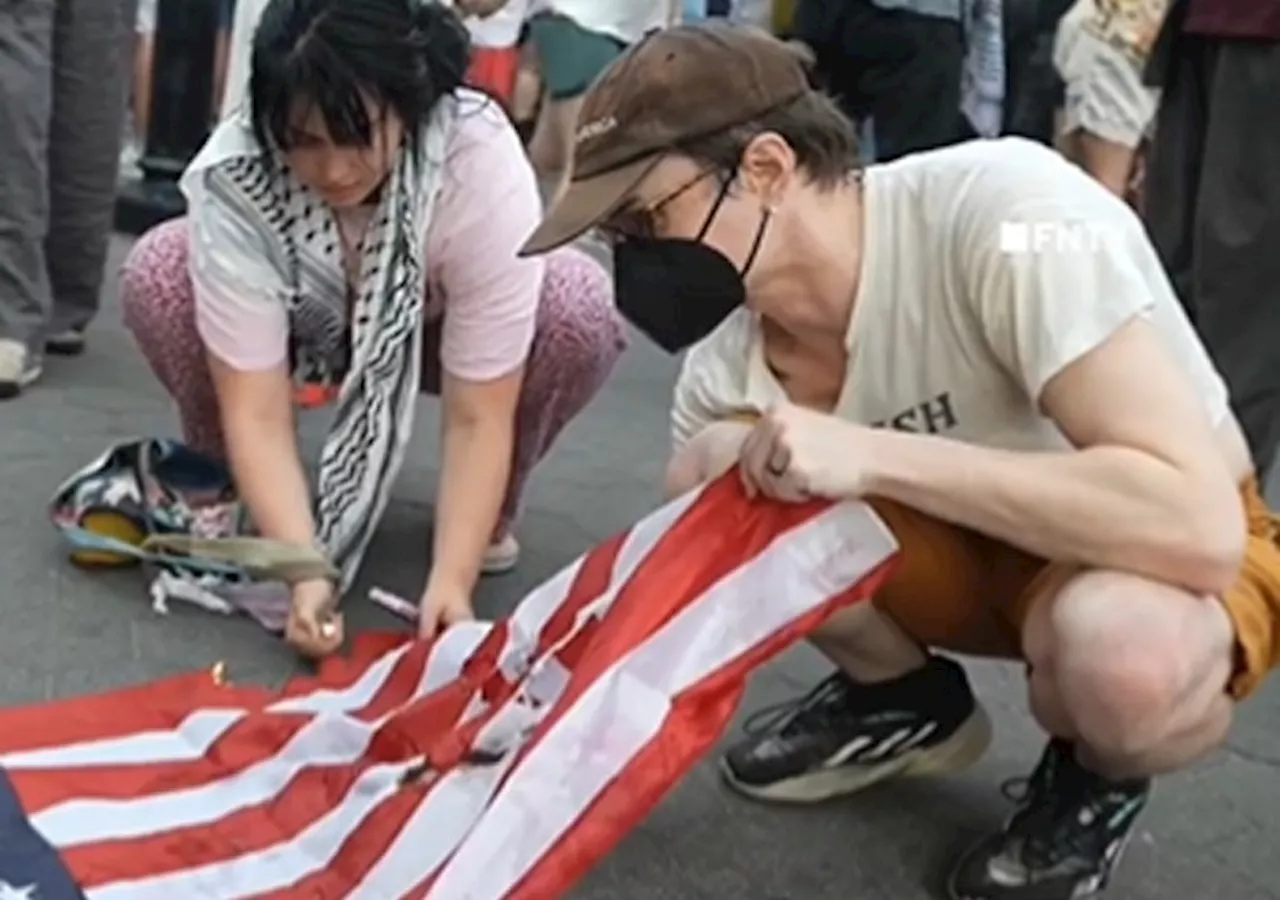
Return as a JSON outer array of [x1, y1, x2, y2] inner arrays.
[[467, 46, 521, 109]]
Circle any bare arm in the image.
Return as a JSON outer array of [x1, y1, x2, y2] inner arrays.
[[418, 104, 542, 609], [664, 322, 760, 497], [664, 418, 756, 498], [862, 318, 1246, 594], [427, 368, 522, 596], [208, 355, 316, 546]]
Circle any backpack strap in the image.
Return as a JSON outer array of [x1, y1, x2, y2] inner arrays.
[[140, 535, 338, 585]]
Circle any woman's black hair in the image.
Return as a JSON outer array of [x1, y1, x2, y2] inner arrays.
[[249, 0, 470, 156]]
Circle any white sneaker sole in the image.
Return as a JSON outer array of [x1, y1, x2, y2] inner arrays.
[[721, 704, 994, 804], [480, 539, 520, 575], [0, 362, 41, 398]]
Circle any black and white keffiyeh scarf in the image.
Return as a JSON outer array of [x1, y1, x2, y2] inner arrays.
[[183, 98, 456, 591]]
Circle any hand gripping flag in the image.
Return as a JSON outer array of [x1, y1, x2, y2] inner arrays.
[[0, 474, 898, 900]]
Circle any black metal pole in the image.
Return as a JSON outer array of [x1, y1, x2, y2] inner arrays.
[[115, 0, 222, 235]]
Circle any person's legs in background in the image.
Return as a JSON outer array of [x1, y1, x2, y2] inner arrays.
[[524, 13, 626, 183], [793, 0, 967, 162], [1002, 0, 1075, 144], [1146, 37, 1280, 482], [125, 0, 232, 132], [44, 0, 139, 355], [0, 0, 138, 398], [458, 0, 527, 113], [467, 44, 522, 111], [510, 32, 543, 144], [212, 0, 237, 118], [0, 0, 57, 396], [1052, 0, 1161, 204], [131, 0, 156, 150]]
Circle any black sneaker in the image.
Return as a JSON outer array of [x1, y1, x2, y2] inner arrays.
[[45, 327, 86, 356], [720, 655, 992, 803], [948, 739, 1150, 900]]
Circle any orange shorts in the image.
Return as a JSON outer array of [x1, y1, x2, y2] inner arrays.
[[865, 480, 1280, 700]]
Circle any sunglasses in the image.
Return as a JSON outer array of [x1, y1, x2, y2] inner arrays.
[[597, 168, 723, 243]]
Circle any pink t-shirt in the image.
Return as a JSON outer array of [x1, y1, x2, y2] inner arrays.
[[189, 102, 545, 383]]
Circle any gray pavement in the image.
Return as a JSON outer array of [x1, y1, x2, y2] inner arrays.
[[2, 234, 1278, 900]]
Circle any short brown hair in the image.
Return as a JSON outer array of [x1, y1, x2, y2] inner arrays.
[[677, 90, 862, 189]]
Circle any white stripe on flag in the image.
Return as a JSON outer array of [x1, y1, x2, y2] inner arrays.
[[0, 709, 245, 772], [498, 486, 703, 681], [47, 488, 704, 896], [32, 624, 492, 846], [343, 750, 522, 898], [38, 711, 389, 844], [85, 762, 415, 900], [345, 488, 712, 899], [1, 643, 416, 771], [419, 500, 897, 899], [28, 484, 889, 900]]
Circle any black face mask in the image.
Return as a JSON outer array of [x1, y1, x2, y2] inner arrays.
[[612, 179, 771, 354]]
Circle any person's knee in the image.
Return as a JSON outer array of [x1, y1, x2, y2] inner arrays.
[[533, 248, 626, 381], [1029, 570, 1235, 756], [119, 218, 189, 335]]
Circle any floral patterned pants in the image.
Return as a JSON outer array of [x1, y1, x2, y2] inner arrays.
[[119, 218, 627, 534]]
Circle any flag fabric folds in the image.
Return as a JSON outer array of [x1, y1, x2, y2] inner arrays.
[[0, 475, 898, 900]]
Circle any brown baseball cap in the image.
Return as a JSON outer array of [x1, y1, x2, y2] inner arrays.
[[519, 20, 812, 257]]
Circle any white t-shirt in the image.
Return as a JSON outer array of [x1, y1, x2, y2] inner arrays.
[[547, 0, 672, 44], [671, 137, 1229, 455], [441, 0, 531, 48]]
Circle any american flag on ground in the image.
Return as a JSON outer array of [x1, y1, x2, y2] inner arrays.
[[0, 476, 897, 900]]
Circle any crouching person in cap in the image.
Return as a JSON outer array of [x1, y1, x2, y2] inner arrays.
[[520, 20, 1280, 900]]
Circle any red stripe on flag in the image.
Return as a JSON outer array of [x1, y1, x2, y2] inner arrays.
[[12, 642, 431, 815], [511, 527, 900, 897], [5, 482, 897, 900], [67, 760, 423, 889], [0, 674, 264, 757], [267, 687, 487, 899], [404, 477, 847, 898], [278, 632, 418, 698], [67, 664, 480, 888], [500, 476, 831, 789], [400, 530, 630, 900], [390, 532, 625, 773], [531, 531, 626, 658], [66, 762, 380, 887], [242, 786, 428, 900], [0, 633, 418, 760], [299, 530, 628, 897]]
